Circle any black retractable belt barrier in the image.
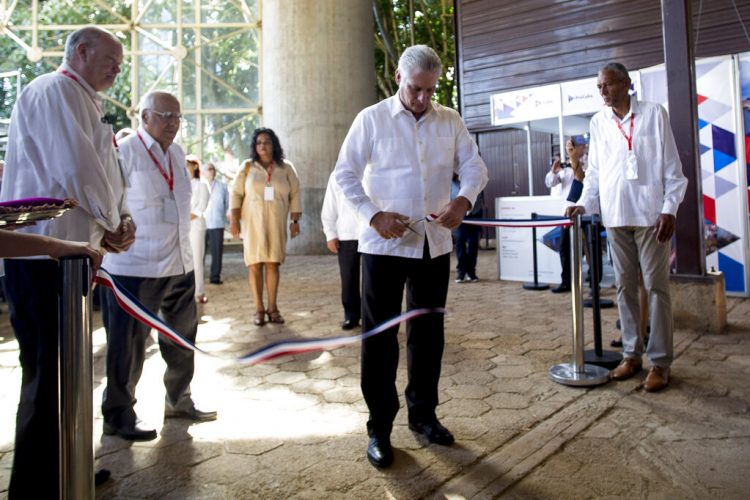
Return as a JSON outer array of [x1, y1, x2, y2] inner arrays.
[[581, 216, 621, 369], [522, 213, 550, 291], [583, 218, 614, 309]]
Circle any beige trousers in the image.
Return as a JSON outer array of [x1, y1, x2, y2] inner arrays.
[[608, 226, 673, 368]]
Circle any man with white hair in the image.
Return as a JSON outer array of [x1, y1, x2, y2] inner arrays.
[[0, 26, 134, 497], [335, 44, 488, 468], [101, 91, 216, 443]]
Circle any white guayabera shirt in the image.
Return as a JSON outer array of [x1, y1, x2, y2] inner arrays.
[[321, 170, 361, 242], [334, 95, 488, 259], [0, 63, 128, 250], [103, 127, 194, 278], [581, 98, 688, 228]]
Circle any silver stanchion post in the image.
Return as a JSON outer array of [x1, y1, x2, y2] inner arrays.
[[59, 256, 94, 500], [549, 214, 610, 386]]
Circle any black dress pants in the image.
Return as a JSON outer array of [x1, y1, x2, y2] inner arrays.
[[360, 246, 450, 438], [205, 228, 224, 282], [101, 272, 198, 427], [5, 259, 61, 499], [337, 240, 361, 322]]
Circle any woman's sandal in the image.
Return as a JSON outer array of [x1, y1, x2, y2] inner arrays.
[[254, 310, 266, 326], [267, 309, 285, 324]]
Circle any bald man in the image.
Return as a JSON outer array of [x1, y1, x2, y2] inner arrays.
[[101, 91, 216, 444]]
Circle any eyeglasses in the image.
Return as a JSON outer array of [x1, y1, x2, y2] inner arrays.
[[147, 109, 183, 122]]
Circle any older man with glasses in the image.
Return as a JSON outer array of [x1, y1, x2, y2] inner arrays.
[[101, 90, 216, 443]]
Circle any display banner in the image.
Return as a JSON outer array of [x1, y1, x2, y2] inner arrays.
[[491, 84, 561, 126], [639, 58, 748, 296], [561, 77, 599, 116], [495, 196, 567, 283]]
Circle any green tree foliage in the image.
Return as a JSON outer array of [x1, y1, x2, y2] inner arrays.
[[372, 0, 456, 108], [0, 0, 133, 130], [0, 0, 260, 171]]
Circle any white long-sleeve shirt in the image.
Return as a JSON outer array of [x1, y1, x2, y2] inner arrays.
[[334, 95, 488, 259], [103, 126, 193, 278], [190, 178, 210, 229], [321, 170, 360, 242], [0, 63, 128, 249], [580, 99, 688, 227], [545, 166, 576, 199]]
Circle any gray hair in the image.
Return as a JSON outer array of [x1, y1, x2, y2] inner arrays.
[[397, 45, 442, 81], [139, 91, 178, 118], [64, 26, 115, 62], [599, 62, 630, 81]]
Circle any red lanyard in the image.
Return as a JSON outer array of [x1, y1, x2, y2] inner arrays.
[[60, 68, 118, 148], [137, 131, 174, 191], [263, 163, 274, 185], [614, 114, 635, 151], [60, 69, 102, 114]]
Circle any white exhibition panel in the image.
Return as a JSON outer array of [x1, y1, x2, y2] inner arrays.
[[495, 195, 567, 283]]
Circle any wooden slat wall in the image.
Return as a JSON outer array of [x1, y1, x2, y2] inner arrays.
[[456, 0, 750, 130]]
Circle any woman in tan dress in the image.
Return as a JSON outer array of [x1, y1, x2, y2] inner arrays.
[[230, 128, 301, 326]]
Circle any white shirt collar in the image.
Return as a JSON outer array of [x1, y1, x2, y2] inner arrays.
[[603, 96, 639, 122], [388, 94, 435, 119], [136, 125, 167, 154], [58, 62, 101, 104]]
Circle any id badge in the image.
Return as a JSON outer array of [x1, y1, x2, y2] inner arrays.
[[164, 195, 179, 223], [264, 185, 275, 201], [625, 151, 639, 180]]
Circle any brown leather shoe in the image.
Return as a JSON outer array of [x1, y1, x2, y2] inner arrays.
[[643, 366, 670, 392], [610, 357, 642, 380]]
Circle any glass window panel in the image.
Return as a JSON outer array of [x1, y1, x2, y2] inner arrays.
[[138, 0, 177, 25], [0, 1, 261, 162], [201, 0, 259, 24]]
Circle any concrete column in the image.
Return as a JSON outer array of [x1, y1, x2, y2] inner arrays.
[[262, 0, 375, 254]]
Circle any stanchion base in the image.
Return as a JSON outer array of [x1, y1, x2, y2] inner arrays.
[[548, 362, 610, 387], [523, 282, 550, 291], [584, 349, 622, 369], [583, 298, 615, 309]]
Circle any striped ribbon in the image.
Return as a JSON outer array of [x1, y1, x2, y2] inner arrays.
[[424, 214, 572, 228], [94, 268, 444, 365]]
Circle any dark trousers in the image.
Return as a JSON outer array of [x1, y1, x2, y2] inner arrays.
[[205, 228, 224, 282], [559, 226, 571, 287], [5, 259, 60, 499], [454, 223, 481, 274], [360, 247, 450, 438], [337, 240, 361, 322], [102, 272, 197, 427]]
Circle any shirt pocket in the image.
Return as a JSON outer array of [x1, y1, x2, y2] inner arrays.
[[371, 137, 412, 169], [431, 135, 456, 171], [127, 170, 168, 225]]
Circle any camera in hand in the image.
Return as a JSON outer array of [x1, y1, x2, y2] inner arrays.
[[560, 161, 572, 169]]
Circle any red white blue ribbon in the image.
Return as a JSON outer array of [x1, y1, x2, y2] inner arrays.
[[94, 268, 444, 365], [423, 214, 572, 228]]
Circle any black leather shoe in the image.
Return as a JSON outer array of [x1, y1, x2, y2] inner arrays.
[[210, 279, 223, 285], [164, 406, 218, 422], [341, 319, 360, 330], [409, 419, 455, 445], [95, 469, 111, 486], [103, 420, 157, 441], [367, 436, 394, 468], [551, 284, 570, 293]]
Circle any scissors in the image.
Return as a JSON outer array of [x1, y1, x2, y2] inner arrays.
[[398, 216, 426, 235]]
